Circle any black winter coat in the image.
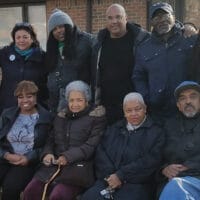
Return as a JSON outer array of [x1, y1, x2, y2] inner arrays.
[[0, 105, 53, 164], [47, 30, 93, 113], [0, 45, 48, 113], [157, 112, 200, 186], [91, 22, 150, 105], [95, 116, 164, 184]]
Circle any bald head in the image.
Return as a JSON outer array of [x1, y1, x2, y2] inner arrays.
[[106, 4, 126, 16], [106, 3, 127, 38]]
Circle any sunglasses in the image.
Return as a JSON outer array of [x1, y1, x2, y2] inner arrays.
[[15, 22, 32, 28]]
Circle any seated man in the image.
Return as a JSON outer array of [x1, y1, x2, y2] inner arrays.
[[158, 81, 200, 200], [81, 92, 164, 200]]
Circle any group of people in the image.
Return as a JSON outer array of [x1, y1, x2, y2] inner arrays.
[[0, 1, 199, 200]]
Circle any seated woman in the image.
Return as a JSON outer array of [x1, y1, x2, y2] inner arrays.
[[81, 92, 164, 200], [0, 80, 53, 200], [23, 80, 106, 200]]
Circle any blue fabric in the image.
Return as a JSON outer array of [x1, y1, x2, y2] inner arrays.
[[159, 176, 200, 200], [132, 24, 197, 123], [15, 46, 34, 60], [7, 113, 39, 155]]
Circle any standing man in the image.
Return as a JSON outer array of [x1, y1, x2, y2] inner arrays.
[[132, 2, 197, 125], [158, 81, 200, 200], [92, 3, 149, 125]]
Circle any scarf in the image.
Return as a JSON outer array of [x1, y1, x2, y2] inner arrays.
[[15, 46, 34, 60], [58, 41, 64, 56]]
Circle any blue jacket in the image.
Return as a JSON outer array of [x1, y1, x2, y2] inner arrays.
[[0, 45, 48, 113], [0, 105, 53, 164], [132, 25, 197, 123]]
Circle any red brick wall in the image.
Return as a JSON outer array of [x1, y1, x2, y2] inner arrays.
[[184, 0, 200, 29], [46, 0, 147, 33]]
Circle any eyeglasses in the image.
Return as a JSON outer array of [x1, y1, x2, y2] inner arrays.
[[15, 22, 32, 28]]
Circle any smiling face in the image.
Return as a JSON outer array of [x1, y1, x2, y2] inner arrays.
[[151, 9, 175, 35], [18, 92, 37, 114], [14, 29, 33, 50], [52, 25, 65, 41], [123, 99, 146, 126], [68, 91, 88, 113], [106, 4, 127, 38], [177, 89, 200, 118]]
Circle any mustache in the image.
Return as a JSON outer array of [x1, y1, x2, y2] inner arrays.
[[184, 104, 195, 110]]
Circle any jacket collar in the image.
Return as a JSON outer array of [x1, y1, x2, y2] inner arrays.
[[3, 104, 52, 124], [9, 44, 44, 62], [114, 115, 154, 132], [65, 105, 92, 119]]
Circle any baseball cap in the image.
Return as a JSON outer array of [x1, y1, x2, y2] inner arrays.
[[150, 2, 174, 19], [174, 81, 200, 100]]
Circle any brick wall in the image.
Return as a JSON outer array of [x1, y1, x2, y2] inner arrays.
[[46, 0, 147, 33], [184, 0, 200, 29]]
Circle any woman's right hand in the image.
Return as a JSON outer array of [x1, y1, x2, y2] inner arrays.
[[43, 154, 55, 166]]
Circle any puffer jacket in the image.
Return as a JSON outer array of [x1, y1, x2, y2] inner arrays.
[[0, 105, 53, 164], [0, 45, 48, 113], [133, 24, 197, 123], [34, 105, 106, 183]]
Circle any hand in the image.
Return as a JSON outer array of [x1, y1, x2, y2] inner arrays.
[[4, 152, 21, 163], [11, 155, 29, 166], [54, 155, 67, 166], [43, 154, 55, 166], [162, 164, 188, 179], [106, 174, 122, 189]]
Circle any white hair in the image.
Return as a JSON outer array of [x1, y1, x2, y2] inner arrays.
[[123, 92, 145, 106], [65, 80, 91, 102]]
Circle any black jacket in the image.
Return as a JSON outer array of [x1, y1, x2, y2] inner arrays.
[[0, 45, 48, 113], [95, 116, 164, 184], [34, 105, 106, 185], [158, 112, 200, 183], [91, 22, 150, 105], [0, 105, 53, 164]]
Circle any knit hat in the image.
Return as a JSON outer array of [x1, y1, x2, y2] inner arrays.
[[174, 81, 200, 101], [48, 9, 74, 33]]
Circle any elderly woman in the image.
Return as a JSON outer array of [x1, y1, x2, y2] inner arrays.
[[0, 22, 48, 114], [81, 92, 164, 200], [23, 80, 106, 200], [0, 80, 53, 200]]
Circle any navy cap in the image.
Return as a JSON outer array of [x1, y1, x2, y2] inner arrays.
[[174, 81, 200, 100], [150, 2, 174, 19]]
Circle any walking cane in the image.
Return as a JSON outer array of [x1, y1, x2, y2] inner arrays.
[[41, 164, 61, 200]]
